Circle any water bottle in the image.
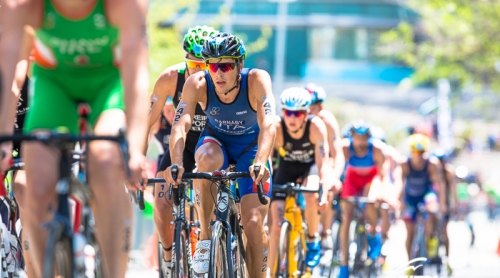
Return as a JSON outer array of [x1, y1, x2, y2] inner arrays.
[[73, 233, 86, 277]]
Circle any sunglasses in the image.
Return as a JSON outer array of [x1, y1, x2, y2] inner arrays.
[[283, 109, 306, 117], [206, 62, 237, 73], [185, 59, 207, 70]]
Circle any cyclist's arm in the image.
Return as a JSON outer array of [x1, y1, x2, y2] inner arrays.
[[13, 28, 34, 98], [446, 165, 458, 210], [398, 158, 409, 200], [319, 111, 344, 182], [111, 0, 149, 155], [249, 69, 276, 168], [142, 65, 180, 154], [310, 117, 331, 193], [169, 73, 202, 165], [373, 144, 386, 181], [274, 116, 284, 151], [0, 1, 32, 135], [429, 157, 446, 208]]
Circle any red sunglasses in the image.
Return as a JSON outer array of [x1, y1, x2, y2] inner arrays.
[[207, 62, 237, 73], [283, 109, 306, 117]]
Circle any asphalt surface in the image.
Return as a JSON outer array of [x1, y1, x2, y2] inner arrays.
[[126, 208, 500, 278]]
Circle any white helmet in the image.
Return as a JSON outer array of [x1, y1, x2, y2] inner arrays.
[[280, 87, 312, 111]]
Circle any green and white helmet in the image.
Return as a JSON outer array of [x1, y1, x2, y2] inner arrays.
[[183, 25, 219, 59]]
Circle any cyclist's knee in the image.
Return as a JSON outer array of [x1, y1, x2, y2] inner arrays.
[[241, 208, 265, 238], [88, 141, 121, 173], [303, 192, 317, 205], [195, 145, 224, 171]]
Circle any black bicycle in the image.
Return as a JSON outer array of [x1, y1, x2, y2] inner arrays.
[[147, 164, 268, 278], [319, 194, 342, 278], [0, 129, 131, 278]]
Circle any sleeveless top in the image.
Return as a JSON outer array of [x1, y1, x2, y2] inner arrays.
[[172, 66, 207, 144], [33, 0, 119, 73], [343, 138, 378, 186], [405, 158, 432, 197], [279, 116, 315, 165], [203, 68, 259, 143]]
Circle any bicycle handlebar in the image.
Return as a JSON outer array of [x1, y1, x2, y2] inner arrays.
[[144, 166, 269, 205], [272, 183, 321, 194]]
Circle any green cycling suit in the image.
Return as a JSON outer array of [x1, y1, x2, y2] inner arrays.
[[26, 0, 124, 134]]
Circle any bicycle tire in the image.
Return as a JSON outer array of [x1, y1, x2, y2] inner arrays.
[[275, 221, 290, 278], [43, 220, 73, 278], [350, 222, 363, 277], [158, 242, 164, 278], [297, 224, 307, 275], [172, 221, 190, 278], [233, 221, 246, 278], [411, 226, 425, 276], [325, 221, 341, 278], [208, 221, 228, 278]]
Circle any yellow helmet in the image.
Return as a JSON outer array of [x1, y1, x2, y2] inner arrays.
[[408, 133, 430, 152]]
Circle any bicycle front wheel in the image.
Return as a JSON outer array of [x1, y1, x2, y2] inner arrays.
[[172, 221, 190, 278], [275, 221, 290, 278], [43, 220, 73, 278], [208, 221, 228, 278]]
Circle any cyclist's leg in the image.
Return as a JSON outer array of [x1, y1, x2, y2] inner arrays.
[[267, 198, 285, 277], [236, 148, 271, 278], [22, 75, 79, 277], [303, 165, 322, 267], [87, 76, 132, 278], [365, 176, 383, 259], [12, 169, 35, 277], [339, 180, 361, 268], [424, 191, 439, 236], [338, 201, 354, 266], [153, 152, 174, 262], [424, 191, 439, 258], [402, 195, 419, 260], [192, 135, 227, 273]]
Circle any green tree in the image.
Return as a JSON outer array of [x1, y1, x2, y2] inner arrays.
[[147, 0, 272, 91], [379, 0, 500, 92]]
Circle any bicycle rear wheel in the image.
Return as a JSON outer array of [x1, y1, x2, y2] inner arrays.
[[208, 221, 228, 278], [275, 221, 290, 278], [43, 220, 73, 278], [172, 221, 190, 278]]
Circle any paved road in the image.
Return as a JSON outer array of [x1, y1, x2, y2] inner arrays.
[[126, 209, 500, 277]]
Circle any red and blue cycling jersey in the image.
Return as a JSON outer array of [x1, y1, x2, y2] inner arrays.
[[341, 138, 378, 198]]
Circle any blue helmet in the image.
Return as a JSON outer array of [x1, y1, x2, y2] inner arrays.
[[280, 87, 312, 111], [350, 120, 371, 136], [305, 83, 326, 104]]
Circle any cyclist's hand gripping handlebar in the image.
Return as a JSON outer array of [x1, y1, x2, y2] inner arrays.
[[253, 165, 268, 205]]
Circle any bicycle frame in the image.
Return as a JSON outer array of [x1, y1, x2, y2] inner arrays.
[[273, 183, 321, 276], [149, 164, 267, 278]]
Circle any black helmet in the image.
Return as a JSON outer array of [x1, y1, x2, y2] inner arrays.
[[201, 32, 246, 61]]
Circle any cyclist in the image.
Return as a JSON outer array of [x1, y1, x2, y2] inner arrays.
[[338, 121, 386, 278], [399, 134, 446, 272], [433, 149, 456, 276], [0, 26, 34, 277], [0, 1, 149, 277], [164, 32, 276, 277], [144, 25, 218, 275], [268, 87, 333, 272], [304, 83, 344, 250]]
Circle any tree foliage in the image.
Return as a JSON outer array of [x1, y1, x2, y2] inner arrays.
[[147, 0, 273, 91], [379, 0, 500, 92]]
